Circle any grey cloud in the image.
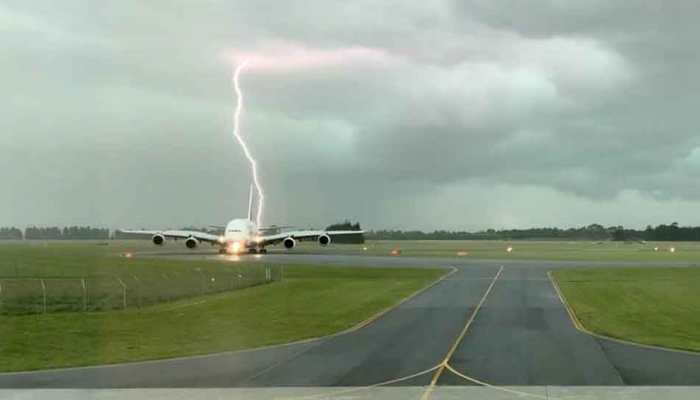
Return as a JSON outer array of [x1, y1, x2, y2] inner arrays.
[[2, 0, 700, 230]]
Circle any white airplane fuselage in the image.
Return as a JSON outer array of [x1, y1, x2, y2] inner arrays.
[[220, 218, 260, 253]]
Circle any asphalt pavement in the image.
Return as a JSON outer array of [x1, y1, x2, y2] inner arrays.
[[1, 253, 699, 388]]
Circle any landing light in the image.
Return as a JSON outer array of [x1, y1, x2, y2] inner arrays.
[[506, 246, 513, 253], [669, 247, 676, 253], [217, 236, 225, 244], [123, 252, 133, 258], [457, 251, 468, 256], [390, 248, 401, 256], [227, 242, 242, 254]]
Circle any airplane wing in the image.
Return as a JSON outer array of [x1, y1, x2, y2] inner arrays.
[[260, 230, 364, 246], [118, 229, 222, 244]]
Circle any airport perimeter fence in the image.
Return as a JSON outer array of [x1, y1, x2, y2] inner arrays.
[[0, 264, 283, 315]]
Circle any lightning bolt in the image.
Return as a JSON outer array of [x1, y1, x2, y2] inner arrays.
[[232, 60, 264, 226]]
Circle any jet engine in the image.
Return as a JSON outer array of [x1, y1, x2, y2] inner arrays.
[[185, 237, 199, 249], [318, 234, 331, 247], [283, 237, 296, 249], [152, 234, 165, 246]]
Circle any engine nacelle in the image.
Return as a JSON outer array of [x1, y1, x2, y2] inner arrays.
[[318, 234, 331, 247], [185, 237, 199, 249], [283, 237, 296, 249], [152, 234, 165, 246]]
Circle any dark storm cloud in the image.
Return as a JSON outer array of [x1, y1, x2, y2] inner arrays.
[[1, 1, 699, 229]]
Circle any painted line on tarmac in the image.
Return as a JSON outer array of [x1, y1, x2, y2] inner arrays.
[[547, 270, 700, 357], [420, 265, 503, 400], [444, 363, 564, 400], [419, 267, 572, 400], [238, 266, 459, 384], [282, 364, 441, 400], [0, 266, 457, 377]]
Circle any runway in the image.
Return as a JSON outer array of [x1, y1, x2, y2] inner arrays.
[[1, 253, 700, 388]]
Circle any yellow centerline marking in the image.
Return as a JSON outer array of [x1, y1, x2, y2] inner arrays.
[[420, 265, 503, 400]]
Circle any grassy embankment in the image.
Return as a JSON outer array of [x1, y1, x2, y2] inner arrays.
[[553, 267, 700, 352]]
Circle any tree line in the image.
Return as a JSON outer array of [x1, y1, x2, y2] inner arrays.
[[1, 226, 110, 240], [325, 221, 364, 243], [366, 223, 700, 242], [325, 221, 362, 231], [0, 227, 23, 240], [2, 222, 700, 241]]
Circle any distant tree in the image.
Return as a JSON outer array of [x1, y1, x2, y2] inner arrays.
[[326, 220, 362, 231], [325, 221, 364, 243], [114, 230, 150, 239], [0, 227, 23, 240], [60, 226, 109, 240], [25, 226, 62, 239], [24, 226, 109, 240], [612, 227, 627, 241], [364, 223, 700, 241]]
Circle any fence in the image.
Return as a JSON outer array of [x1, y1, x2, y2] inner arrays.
[[0, 264, 283, 315]]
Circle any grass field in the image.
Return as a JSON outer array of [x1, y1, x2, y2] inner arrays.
[[290, 239, 700, 261], [553, 268, 700, 352], [3, 239, 699, 371], [4, 238, 700, 262], [0, 241, 444, 372], [0, 242, 281, 314], [0, 240, 236, 278]]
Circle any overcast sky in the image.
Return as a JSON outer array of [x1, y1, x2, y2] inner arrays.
[[2, 1, 700, 231]]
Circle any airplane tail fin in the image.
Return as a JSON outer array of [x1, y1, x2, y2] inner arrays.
[[247, 183, 254, 222]]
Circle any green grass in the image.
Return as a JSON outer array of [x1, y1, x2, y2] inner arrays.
[[0, 241, 444, 372], [290, 239, 700, 261], [4, 238, 700, 262], [553, 268, 700, 352], [0, 242, 280, 314], [0, 241, 235, 278]]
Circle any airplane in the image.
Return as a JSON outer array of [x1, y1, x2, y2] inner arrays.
[[119, 186, 363, 254]]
